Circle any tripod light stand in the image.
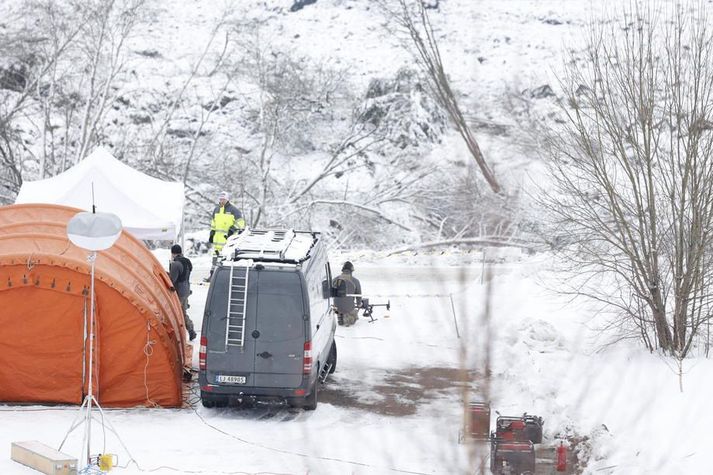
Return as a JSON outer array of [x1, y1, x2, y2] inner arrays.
[[58, 211, 122, 469]]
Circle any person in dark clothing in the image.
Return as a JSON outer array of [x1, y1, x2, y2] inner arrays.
[[332, 261, 362, 326], [169, 244, 196, 341]]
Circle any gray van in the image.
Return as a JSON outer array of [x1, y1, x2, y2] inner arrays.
[[198, 229, 337, 410]]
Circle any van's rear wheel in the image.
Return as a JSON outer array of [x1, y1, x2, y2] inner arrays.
[[304, 382, 318, 411], [287, 382, 318, 410]]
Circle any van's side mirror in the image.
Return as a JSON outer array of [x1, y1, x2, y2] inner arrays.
[[321, 280, 331, 299]]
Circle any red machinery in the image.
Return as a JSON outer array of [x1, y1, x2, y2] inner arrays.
[[556, 441, 568, 472], [467, 402, 491, 439], [489, 413, 544, 475], [494, 413, 544, 444], [490, 440, 535, 475]]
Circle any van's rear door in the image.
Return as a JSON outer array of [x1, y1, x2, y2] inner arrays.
[[205, 266, 258, 385], [252, 270, 305, 388]]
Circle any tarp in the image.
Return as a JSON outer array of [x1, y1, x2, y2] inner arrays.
[[0, 204, 186, 407], [15, 147, 184, 240]]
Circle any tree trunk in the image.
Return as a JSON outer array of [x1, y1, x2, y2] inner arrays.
[[651, 299, 673, 351]]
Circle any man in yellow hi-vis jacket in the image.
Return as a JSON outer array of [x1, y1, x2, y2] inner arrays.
[[209, 191, 245, 254]]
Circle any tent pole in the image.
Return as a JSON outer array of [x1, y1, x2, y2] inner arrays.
[[81, 297, 88, 398], [85, 251, 97, 465]]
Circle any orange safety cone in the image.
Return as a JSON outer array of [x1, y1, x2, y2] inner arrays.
[[556, 441, 567, 472]]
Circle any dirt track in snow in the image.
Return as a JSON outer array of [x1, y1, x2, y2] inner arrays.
[[320, 366, 478, 417]]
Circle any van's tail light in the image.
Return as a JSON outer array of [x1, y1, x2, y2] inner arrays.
[[199, 336, 207, 370], [303, 341, 312, 374]]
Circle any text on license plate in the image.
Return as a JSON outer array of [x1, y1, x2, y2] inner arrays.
[[216, 375, 246, 384]]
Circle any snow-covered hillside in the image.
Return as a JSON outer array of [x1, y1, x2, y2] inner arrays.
[[0, 0, 597, 246]]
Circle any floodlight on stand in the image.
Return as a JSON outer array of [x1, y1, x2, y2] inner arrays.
[[67, 211, 122, 251], [59, 211, 122, 472]]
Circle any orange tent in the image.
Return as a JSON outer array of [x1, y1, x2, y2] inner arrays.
[[0, 204, 185, 407]]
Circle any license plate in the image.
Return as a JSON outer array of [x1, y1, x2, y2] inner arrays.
[[216, 375, 246, 384]]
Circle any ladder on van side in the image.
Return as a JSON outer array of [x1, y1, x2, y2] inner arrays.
[[225, 265, 249, 349]]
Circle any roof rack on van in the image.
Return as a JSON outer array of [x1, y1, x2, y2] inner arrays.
[[224, 229, 317, 263]]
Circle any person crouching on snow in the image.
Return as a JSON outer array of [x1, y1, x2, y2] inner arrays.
[[332, 261, 362, 326]]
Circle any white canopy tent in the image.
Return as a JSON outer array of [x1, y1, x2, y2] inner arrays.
[[15, 147, 184, 240]]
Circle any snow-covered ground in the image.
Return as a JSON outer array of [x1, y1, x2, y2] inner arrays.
[[1, 250, 711, 474]]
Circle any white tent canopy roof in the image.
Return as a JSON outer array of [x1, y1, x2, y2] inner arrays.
[[15, 147, 184, 240]]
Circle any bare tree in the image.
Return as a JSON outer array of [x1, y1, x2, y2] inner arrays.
[[231, 30, 406, 230], [0, 0, 146, 196], [405, 163, 524, 249], [71, 0, 145, 164], [542, 2, 713, 360], [143, 13, 233, 171], [286, 121, 384, 205], [0, 0, 85, 200], [380, 0, 502, 194]]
